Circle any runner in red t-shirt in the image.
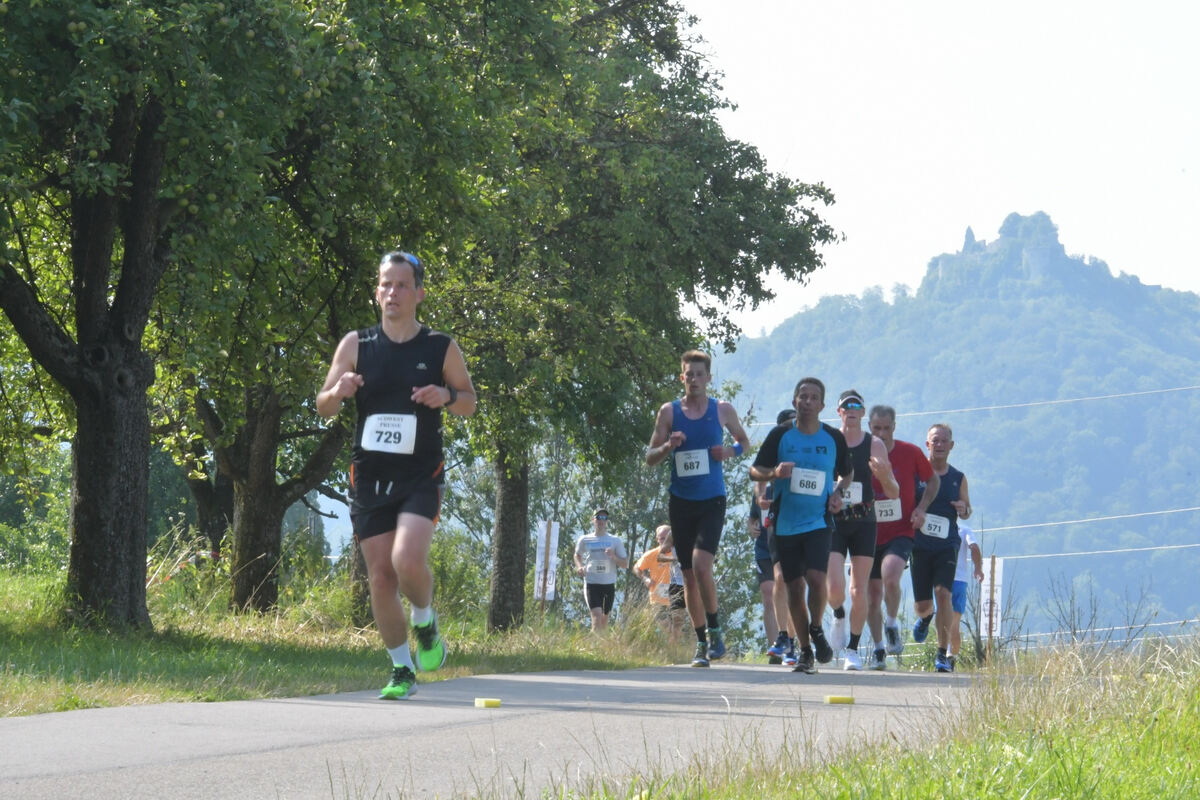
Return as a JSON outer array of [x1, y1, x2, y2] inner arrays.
[[865, 405, 939, 669]]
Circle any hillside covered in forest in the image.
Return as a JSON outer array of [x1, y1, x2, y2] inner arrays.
[[714, 212, 1200, 635]]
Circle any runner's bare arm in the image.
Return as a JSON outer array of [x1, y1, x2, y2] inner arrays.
[[316, 331, 362, 418], [710, 401, 752, 461], [910, 471, 940, 529], [412, 338, 477, 415], [868, 437, 900, 498], [951, 475, 972, 519], [645, 403, 680, 466]]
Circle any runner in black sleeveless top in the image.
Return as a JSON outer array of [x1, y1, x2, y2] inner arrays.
[[317, 250, 476, 700], [828, 390, 898, 670]]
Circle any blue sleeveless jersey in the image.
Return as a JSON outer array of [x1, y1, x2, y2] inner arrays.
[[668, 398, 726, 501], [914, 464, 963, 551]]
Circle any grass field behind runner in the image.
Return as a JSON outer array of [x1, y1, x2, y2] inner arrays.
[[0, 572, 685, 717]]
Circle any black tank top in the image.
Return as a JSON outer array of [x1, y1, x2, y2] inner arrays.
[[845, 432, 876, 507], [350, 325, 451, 489]]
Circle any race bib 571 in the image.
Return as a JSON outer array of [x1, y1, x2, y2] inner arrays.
[[922, 513, 951, 539]]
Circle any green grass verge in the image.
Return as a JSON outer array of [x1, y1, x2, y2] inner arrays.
[[0, 571, 686, 717], [6, 571, 1196, 800], [578, 640, 1200, 799]]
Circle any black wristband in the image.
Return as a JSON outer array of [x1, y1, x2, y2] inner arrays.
[[446, 385, 457, 406]]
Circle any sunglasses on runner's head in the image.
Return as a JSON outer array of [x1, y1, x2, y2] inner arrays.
[[594, 514, 608, 520], [840, 401, 864, 410], [385, 251, 421, 268]]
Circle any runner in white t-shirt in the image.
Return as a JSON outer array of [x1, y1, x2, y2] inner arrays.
[[574, 507, 629, 631], [950, 522, 984, 670]]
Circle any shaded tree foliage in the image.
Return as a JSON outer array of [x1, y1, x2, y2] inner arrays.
[[429, 2, 837, 629], [0, 0, 340, 625], [1, 1, 836, 629]]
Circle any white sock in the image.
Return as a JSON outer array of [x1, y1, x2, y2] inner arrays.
[[387, 643, 414, 670], [411, 605, 433, 627], [886, 616, 898, 627]]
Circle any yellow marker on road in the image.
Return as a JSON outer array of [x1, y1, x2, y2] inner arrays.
[[474, 697, 502, 708], [823, 695, 855, 704]]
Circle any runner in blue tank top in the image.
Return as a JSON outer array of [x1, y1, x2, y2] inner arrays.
[[646, 350, 751, 667]]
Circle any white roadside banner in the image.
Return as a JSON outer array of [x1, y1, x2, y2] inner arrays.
[[534, 520, 560, 601], [980, 555, 1004, 642]]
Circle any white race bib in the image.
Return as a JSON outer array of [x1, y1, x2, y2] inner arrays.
[[841, 481, 863, 505], [593, 562, 609, 574], [875, 498, 901, 522], [674, 448, 710, 477], [653, 584, 669, 599], [922, 513, 951, 539], [789, 468, 825, 496], [362, 413, 417, 455]]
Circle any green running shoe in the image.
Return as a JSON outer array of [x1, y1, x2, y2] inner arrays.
[[413, 612, 448, 672], [379, 665, 417, 700]]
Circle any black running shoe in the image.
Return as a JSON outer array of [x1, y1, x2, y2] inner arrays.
[[792, 648, 817, 674], [811, 626, 833, 664]]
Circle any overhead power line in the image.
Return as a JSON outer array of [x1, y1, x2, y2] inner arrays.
[[894, 384, 1200, 418], [1002, 542, 1200, 561], [746, 383, 1200, 428], [1021, 618, 1199, 638], [983, 506, 1200, 534]]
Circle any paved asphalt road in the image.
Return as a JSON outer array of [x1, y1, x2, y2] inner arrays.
[[2, 663, 972, 799]]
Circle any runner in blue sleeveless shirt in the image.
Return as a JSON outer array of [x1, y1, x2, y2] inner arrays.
[[646, 350, 751, 667]]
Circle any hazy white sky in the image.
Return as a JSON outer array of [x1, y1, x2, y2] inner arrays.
[[681, 1, 1200, 337]]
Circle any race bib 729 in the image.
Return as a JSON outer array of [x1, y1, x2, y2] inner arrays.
[[362, 413, 417, 454]]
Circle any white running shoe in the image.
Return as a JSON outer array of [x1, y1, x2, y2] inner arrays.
[[843, 649, 863, 671], [830, 616, 849, 653]]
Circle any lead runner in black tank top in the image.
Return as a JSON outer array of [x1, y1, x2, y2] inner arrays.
[[350, 324, 452, 517], [316, 250, 476, 700]]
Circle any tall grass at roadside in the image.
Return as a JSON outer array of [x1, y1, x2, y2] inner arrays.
[[553, 637, 1198, 799], [0, 546, 687, 717]]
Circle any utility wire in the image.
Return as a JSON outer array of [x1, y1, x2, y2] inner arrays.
[[983, 506, 1200, 534], [1001, 542, 1200, 560], [893, 384, 1200, 418], [1020, 618, 1199, 638], [746, 383, 1200, 428]]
